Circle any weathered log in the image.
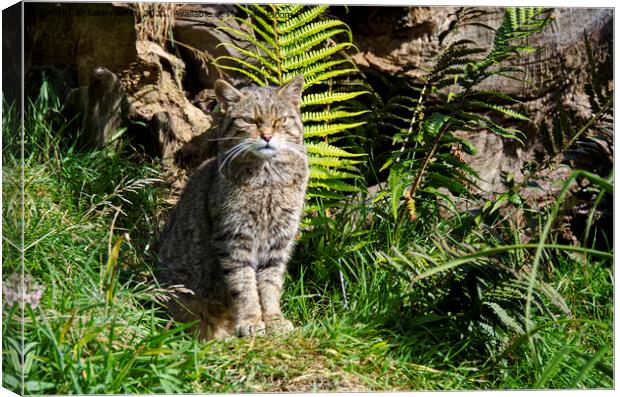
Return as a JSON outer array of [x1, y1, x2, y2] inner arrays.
[[118, 40, 214, 164]]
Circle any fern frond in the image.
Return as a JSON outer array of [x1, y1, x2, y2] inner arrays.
[[280, 19, 351, 47], [277, 4, 304, 19], [310, 167, 360, 180], [304, 68, 361, 88], [304, 122, 366, 138], [306, 189, 349, 200], [308, 155, 362, 169], [305, 142, 364, 158], [213, 63, 267, 86], [278, 6, 330, 34], [282, 43, 353, 70], [216, 25, 277, 61], [281, 29, 348, 58], [215, 44, 279, 74], [302, 91, 369, 107], [302, 110, 369, 122], [286, 59, 354, 81], [231, 12, 275, 45], [486, 123, 525, 144], [217, 5, 368, 205], [467, 100, 530, 121], [213, 55, 278, 85], [484, 302, 524, 334]]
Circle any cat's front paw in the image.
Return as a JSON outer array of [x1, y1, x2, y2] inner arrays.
[[265, 317, 294, 334], [234, 320, 266, 337]]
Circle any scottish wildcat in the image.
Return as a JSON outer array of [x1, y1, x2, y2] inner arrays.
[[158, 76, 308, 339]]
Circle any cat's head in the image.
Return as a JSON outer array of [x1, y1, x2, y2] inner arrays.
[[214, 76, 305, 161]]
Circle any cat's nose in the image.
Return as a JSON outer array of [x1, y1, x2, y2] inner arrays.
[[261, 134, 272, 142]]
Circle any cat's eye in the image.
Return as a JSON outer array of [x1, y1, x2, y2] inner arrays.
[[275, 116, 291, 125], [237, 117, 255, 124]]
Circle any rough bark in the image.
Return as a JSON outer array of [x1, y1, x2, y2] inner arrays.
[[119, 40, 214, 164]]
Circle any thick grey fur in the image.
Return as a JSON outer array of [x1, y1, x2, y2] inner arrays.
[[158, 76, 308, 339]]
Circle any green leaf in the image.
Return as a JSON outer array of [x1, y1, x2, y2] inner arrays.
[[308, 155, 362, 169], [468, 100, 530, 121], [388, 168, 407, 220], [301, 91, 369, 107], [302, 110, 369, 122], [304, 122, 366, 138], [216, 25, 277, 61], [308, 179, 360, 192], [305, 142, 365, 158], [423, 113, 451, 136], [282, 29, 349, 58], [277, 5, 329, 34], [283, 43, 353, 70], [310, 167, 359, 180]]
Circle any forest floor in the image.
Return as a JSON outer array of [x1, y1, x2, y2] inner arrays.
[[1, 91, 614, 394]]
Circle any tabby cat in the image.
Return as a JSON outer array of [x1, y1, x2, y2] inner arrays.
[[158, 76, 308, 339]]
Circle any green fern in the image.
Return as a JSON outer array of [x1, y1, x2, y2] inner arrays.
[[480, 31, 614, 226], [375, 7, 552, 222], [214, 5, 368, 207]]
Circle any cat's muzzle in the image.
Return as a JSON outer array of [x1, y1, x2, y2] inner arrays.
[[252, 138, 280, 159]]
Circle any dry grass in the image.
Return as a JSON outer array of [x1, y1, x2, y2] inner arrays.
[[134, 3, 178, 46]]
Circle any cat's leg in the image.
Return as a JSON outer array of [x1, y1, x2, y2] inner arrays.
[[257, 254, 294, 333], [167, 295, 213, 340], [219, 250, 265, 337]]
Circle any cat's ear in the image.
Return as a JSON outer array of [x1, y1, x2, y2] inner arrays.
[[278, 75, 304, 107], [214, 79, 243, 114]]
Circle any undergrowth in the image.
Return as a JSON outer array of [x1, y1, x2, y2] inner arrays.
[[2, 6, 614, 394]]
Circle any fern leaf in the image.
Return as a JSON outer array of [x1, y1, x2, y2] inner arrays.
[[423, 113, 450, 136], [306, 189, 349, 200], [484, 302, 524, 334], [308, 179, 360, 192], [214, 55, 278, 85], [215, 44, 279, 74], [308, 155, 362, 169], [213, 63, 268, 86], [304, 68, 360, 88], [305, 142, 364, 158], [467, 100, 530, 121], [426, 172, 471, 196], [310, 167, 360, 180], [301, 91, 369, 107], [277, 4, 304, 19], [286, 60, 353, 81], [469, 90, 522, 103], [231, 13, 275, 46], [388, 169, 407, 220], [216, 26, 277, 61], [278, 6, 330, 34], [302, 110, 369, 123], [487, 123, 525, 144], [280, 19, 350, 46], [304, 122, 366, 138], [283, 43, 353, 70], [281, 28, 349, 58]]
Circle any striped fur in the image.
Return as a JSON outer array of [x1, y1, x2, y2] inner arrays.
[[157, 76, 308, 339]]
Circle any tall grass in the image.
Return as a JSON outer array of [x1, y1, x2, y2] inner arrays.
[[1, 80, 613, 393]]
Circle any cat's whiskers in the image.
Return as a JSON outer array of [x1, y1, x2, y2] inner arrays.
[[221, 143, 249, 167], [218, 142, 251, 173], [226, 144, 254, 169], [281, 141, 307, 159]]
